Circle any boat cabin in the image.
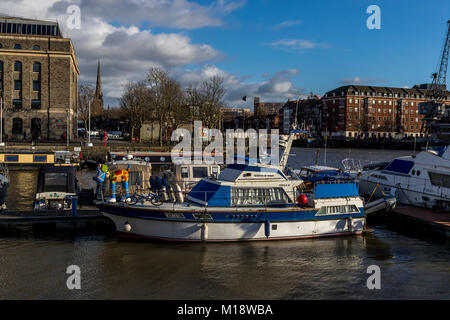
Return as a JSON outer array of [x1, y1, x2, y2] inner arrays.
[[34, 165, 79, 211], [186, 163, 302, 207]]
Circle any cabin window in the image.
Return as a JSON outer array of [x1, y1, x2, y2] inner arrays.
[[44, 173, 67, 192], [33, 155, 47, 162], [428, 172, 450, 188], [181, 167, 188, 178], [316, 205, 359, 215], [5, 155, 18, 162], [230, 187, 290, 206], [192, 166, 208, 178]]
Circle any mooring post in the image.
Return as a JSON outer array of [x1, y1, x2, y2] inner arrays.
[[71, 196, 78, 217]]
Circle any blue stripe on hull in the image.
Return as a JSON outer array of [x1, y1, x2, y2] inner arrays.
[[97, 204, 365, 223]]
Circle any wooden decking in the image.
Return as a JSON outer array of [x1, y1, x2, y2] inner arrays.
[[392, 206, 450, 237]]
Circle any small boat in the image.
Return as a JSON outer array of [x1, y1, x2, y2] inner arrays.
[[33, 165, 79, 211], [359, 146, 450, 212], [96, 130, 369, 242]]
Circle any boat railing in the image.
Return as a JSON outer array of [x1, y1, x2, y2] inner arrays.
[[341, 158, 374, 173]]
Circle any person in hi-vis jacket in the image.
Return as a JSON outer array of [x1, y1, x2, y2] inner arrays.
[[94, 163, 109, 201]]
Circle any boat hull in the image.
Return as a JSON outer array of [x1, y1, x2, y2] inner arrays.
[[103, 212, 365, 242]]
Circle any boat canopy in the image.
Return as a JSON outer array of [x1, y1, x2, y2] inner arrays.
[[314, 182, 359, 199], [187, 180, 231, 206], [383, 159, 414, 175], [36, 165, 77, 194]]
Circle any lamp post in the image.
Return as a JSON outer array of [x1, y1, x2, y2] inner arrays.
[[87, 101, 93, 147]]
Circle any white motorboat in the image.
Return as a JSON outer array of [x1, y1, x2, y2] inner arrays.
[[359, 146, 450, 212], [95, 130, 371, 242]]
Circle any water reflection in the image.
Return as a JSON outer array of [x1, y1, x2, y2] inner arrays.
[[1, 148, 449, 299]]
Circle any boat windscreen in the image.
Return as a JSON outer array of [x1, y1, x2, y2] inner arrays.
[[44, 172, 68, 192]]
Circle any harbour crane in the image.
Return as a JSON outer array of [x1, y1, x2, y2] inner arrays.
[[419, 20, 450, 140]]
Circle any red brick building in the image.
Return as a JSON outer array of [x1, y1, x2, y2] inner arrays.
[[321, 85, 450, 139]]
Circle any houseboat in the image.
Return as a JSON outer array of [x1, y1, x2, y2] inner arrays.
[[0, 150, 80, 168], [96, 131, 370, 242]]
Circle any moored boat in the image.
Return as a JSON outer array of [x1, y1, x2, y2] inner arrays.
[[359, 146, 450, 212], [96, 131, 368, 242]]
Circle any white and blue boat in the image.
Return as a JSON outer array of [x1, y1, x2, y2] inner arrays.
[[95, 132, 367, 242]]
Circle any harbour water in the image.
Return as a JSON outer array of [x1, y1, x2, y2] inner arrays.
[[0, 148, 449, 299]]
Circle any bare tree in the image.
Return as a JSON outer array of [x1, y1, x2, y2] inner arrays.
[[120, 81, 152, 141], [78, 83, 95, 135], [147, 67, 188, 146], [186, 76, 226, 130]]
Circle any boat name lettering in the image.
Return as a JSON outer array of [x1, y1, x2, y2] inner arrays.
[[193, 213, 213, 220], [165, 212, 186, 219]]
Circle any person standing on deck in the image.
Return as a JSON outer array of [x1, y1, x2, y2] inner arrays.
[[94, 162, 109, 201]]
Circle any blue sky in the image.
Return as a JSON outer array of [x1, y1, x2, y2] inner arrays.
[[186, 0, 450, 99], [2, 0, 448, 108]]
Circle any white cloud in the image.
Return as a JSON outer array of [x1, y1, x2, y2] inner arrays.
[[265, 38, 330, 53], [0, 0, 226, 103], [273, 20, 302, 29], [340, 76, 388, 85], [172, 66, 302, 106]]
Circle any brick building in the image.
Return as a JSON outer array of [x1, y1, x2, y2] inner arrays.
[[279, 96, 322, 135], [253, 97, 284, 115], [0, 16, 79, 141], [321, 85, 450, 139]]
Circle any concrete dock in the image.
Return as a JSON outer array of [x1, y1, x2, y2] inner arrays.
[[391, 206, 450, 237]]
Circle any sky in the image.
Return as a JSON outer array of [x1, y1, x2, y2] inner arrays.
[[1, 0, 449, 109]]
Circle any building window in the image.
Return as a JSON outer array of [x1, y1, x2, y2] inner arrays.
[[33, 62, 41, 72], [32, 45, 40, 50], [13, 44, 22, 49], [12, 118, 23, 134], [33, 81, 40, 91], [14, 80, 21, 90], [0, 43, 2, 48], [14, 61, 22, 71], [13, 99, 22, 110], [31, 100, 41, 109]]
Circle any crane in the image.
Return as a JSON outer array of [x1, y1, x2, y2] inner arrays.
[[419, 20, 450, 139]]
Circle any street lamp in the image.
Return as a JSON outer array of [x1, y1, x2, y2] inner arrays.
[[87, 101, 93, 147]]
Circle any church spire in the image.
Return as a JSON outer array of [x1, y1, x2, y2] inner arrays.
[[95, 60, 102, 100], [92, 60, 104, 112]]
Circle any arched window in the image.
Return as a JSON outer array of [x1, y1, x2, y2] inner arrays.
[[12, 118, 23, 134], [32, 44, 40, 50], [0, 43, 2, 48], [13, 43, 22, 49]]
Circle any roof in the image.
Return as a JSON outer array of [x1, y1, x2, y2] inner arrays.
[[324, 85, 450, 99], [302, 165, 340, 172], [0, 16, 59, 26]]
